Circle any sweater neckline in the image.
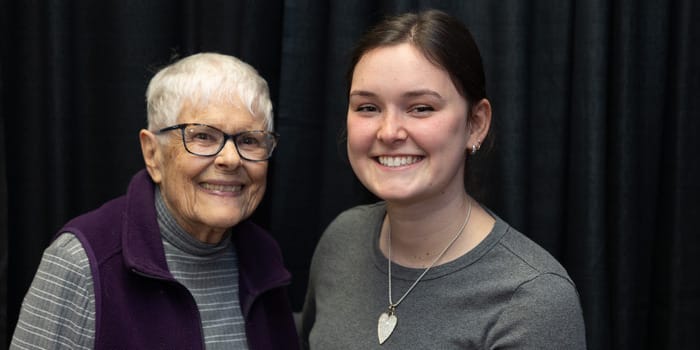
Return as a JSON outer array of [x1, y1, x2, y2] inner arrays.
[[154, 187, 233, 258], [371, 202, 508, 281]]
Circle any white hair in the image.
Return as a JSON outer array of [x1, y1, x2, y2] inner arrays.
[[146, 52, 273, 131]]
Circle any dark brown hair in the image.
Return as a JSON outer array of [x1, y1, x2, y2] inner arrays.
[[347, 9, 487, 105]]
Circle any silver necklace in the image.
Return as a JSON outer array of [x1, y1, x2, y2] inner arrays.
[[378, 199, 473, 344]]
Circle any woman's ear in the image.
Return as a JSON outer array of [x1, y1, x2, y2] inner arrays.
[[467, 98, 492, 150], [139, 129, 163, 184]]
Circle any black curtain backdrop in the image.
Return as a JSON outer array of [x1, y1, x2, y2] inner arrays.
[[2, 1, 699, 349]]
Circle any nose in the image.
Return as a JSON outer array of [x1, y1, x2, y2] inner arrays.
[[215, 139, 242, 168], [376, 110, 407, 143]]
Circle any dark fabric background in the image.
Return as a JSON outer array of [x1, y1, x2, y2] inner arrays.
[[2, 1, 699, 349]]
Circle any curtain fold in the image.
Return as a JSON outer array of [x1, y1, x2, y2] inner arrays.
[[3, 1, 698, 348]]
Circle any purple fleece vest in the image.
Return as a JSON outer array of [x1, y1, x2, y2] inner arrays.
[[60, 170, 299, 349]]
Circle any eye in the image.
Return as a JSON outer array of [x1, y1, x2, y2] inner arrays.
[[185, 126, 220, 144], [192, 132, 214, 141], [356, 104, 379, 113], [239, 135, 262, 146], [409, 105, 435, 116], [408, 104, 435, 118]]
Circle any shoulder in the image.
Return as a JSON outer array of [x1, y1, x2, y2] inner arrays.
[[326, 202, 385, 234], [45, 232, 93, 281], [310, 202, 383, 265], [482, 218, 586, 348], [495, 221, 572, 283], [12, 232, 96, 349], [38, 233, 95, 297], [59, 196, 128, 255], [479, 216, 581, 315], [316, 202, 384, 248], [489, 272, 586, 348], [511, 272, 580, 311], [24, 232, 94, 311]]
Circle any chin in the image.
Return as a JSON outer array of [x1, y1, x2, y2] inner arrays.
[[370, 184, 416, 198], [205, 209, 246, 227]]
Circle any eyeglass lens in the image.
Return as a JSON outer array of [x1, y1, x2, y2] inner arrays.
[[182, 124, 275, 160]]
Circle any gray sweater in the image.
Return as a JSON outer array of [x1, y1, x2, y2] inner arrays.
[[301, 202, 586, 349]]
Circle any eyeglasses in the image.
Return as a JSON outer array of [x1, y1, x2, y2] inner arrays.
[[156, 123, 279, 161]]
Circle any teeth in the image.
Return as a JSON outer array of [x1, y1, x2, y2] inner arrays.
[[201, 183, 242, 192], [377, 156, 421, 167]]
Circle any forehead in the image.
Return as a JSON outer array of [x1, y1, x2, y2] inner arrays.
[[351, 43, 455, 94], [178, 97, 263, 129]]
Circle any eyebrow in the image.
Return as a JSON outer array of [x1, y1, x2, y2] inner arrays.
[[348, 89, 443, 99], [348, 90, 376, 98], [403, 89, 443, 99]]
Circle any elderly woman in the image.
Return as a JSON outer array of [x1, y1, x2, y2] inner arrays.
[[11, 53, 298, 349]]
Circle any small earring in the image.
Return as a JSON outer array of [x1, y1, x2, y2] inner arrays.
[[470, 141, 481, 155]]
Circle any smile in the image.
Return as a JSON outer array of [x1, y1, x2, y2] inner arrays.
[[200, 183, 243, 193], [377, 155, 422, 167]]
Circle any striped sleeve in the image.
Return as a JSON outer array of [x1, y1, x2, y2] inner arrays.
[[10, 233, 96, 350]]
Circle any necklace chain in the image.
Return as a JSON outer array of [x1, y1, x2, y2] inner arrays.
[[387, 198, 473, 309]]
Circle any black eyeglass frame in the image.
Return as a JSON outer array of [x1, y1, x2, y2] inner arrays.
[[155, 123, 279, 162]]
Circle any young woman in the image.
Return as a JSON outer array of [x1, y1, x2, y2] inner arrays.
[[301, 10, 586, 349]]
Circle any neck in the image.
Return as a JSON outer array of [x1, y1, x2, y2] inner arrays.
[[381, 193, 473, 268]]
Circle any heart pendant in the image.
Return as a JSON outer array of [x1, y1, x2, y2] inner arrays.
[[378, 311, 397, 344]]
